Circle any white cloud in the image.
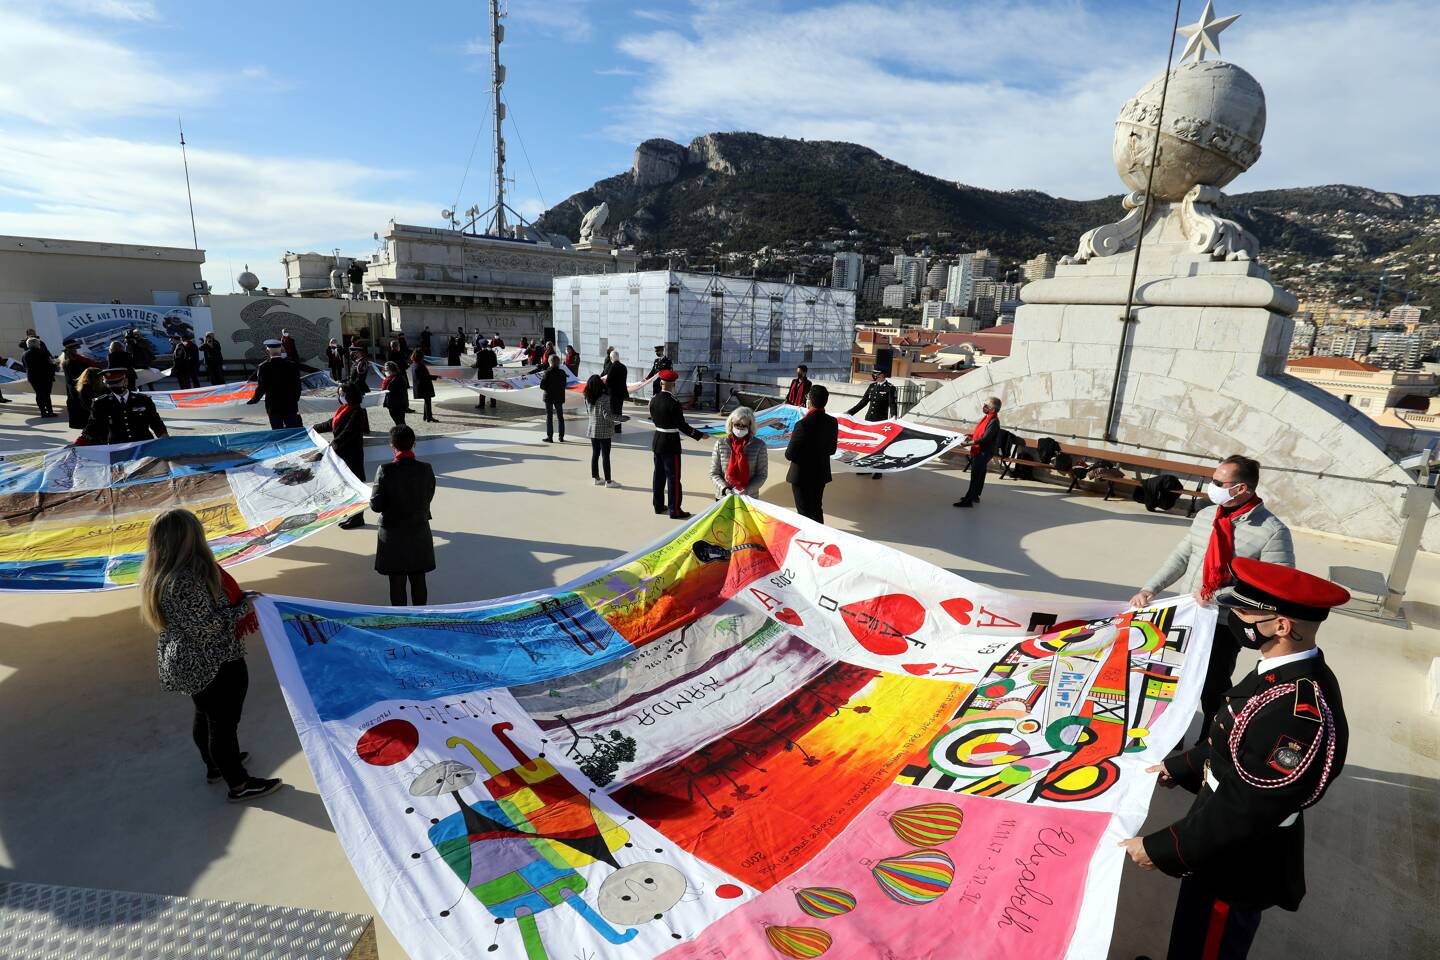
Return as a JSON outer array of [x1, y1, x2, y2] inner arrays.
[[0, 132, 433, 289], [508, 0, 595, 43], [0, 8, 211, 123], [612, 0, 1440, 198], [24, 0, 159, 21]]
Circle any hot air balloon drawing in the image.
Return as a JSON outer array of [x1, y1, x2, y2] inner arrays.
[[871, 849, 955, 906], [765, 924, 833, 958], [887, 801, 964, 847], [794, 886, 857, 919]]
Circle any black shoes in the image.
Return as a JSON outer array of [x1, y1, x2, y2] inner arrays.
[[672, 511, 693, 520], [227, 777, 282, 802], [953, 499, 974, 508], [542, 437, 553, 443], [871, 473, 882, 479], [206, 752, 250, 783]]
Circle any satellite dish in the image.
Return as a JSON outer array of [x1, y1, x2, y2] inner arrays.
[[441, 209, 453, 220]]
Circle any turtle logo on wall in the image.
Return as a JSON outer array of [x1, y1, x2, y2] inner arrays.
[[231, 298, 334, 363]]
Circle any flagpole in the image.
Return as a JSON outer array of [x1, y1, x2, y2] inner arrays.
[[179, 116, 199, 250]]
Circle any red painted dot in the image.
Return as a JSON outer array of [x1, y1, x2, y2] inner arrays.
[[715, 883, 744, 899], [357, 719, 419, 766]]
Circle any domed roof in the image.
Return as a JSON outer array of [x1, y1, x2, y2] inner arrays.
[[237, 269, 260, 292]]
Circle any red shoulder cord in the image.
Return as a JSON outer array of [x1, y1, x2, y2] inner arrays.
[[1227, 681, 1336, 808]]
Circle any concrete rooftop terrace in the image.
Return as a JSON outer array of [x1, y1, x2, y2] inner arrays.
[[0, 387, 1437, 960]]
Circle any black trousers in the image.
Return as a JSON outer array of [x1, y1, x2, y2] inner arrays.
[[610, 400, 625, 433], [791, 480, 826, 523], [31, 385, 54, 415], [389, 572, 428, 606], [267, 410, 302, 429], [545, 400, 565, 439], [591, 438, 612, 481], [653, 451, 683, 516], [964, 451, 993, 502], [191, 658, 250, 789], [388, 406, 406, 426], [1200, 621, 1242, 727], [1166, 875, 1263, 960], [421, 397, 434, 420], [208, 365, 225, 385]]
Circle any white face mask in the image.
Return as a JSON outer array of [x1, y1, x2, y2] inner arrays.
[[1206, 481, 1238, 506], [733, 426, 750, 437]]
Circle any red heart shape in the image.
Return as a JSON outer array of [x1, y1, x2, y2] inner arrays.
[[902, 663, 936, 676], [775, 607, 804, 627], [817, 544, 843, 568], [840, 594, 926, 657], [941, 597, 974, 626]]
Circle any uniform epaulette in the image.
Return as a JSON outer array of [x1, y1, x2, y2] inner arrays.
[[1293, 677, 1323, 723]]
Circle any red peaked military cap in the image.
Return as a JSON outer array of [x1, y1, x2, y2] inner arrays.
[[1216, 557, 1350, 622], [658, 369, 679, 382]]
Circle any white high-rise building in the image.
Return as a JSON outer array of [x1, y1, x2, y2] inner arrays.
[[831, 252, 864, 291], [893, 255, 927, 305], [945, 257, 975, 307], [881, 284, 907, 310], [969, 248, 1000, 280], [925, 260, 950, 290]]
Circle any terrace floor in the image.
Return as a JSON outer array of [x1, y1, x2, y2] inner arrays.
[[1, 387, 1437, 959]]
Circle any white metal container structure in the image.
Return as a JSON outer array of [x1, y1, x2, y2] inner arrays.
[[554, 271, 854, 388]]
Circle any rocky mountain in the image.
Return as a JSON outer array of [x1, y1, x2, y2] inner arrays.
[[536, 132, 1440, 310]]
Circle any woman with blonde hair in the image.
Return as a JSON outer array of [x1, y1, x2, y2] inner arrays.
[[708, 405, 768, 498], [139, 508, 281, 803]]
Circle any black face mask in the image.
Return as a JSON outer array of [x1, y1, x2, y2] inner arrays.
[[1226, 610, 1278, 650]]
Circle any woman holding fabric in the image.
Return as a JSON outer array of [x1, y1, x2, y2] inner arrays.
[[380, 360, 409, 427], [314, 381, 370, 530], [370, 425, 436, 606], [409, 349, 439, 423], [708, 406, 768, 499], [140, 508, 282, 803]]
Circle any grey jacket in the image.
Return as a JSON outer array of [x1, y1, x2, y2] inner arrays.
[[709, 434, 769, 497], [1143, 501, 1294, 595], [586, 399, 621, 439]]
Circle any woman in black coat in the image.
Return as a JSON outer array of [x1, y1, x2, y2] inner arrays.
[[380, 361, 409, 426], [370, 425, 435, 606], [313, 382, 370, 529], [409, 349, 439, 423]]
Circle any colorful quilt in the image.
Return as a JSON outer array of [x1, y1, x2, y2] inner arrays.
[[703, 403, 967, 473], [0, 429, 370, 591], [257, 496, 1213, 960]]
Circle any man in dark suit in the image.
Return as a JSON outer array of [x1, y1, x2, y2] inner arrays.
[[472, 341, 498, 410], [603, 348, 629, 434], [369, 425, 436, 606], [647, 344, 672, 396], [21, 337, 58, 417], [847, 369, 899, 479], [172, 332, 201, 389], [1120, 558, 1349, 960], [784, 364, 812, 407], [247, 338, 303, 428], [785, 384, 839, 522], [954, 396, 1001, 508], [80, 368, 168, 444], [649, 370, 704, 519]]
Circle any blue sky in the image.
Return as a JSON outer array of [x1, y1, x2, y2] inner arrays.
[[1, 0, 1436, 290]]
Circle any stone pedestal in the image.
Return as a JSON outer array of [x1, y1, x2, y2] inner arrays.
[[910, 204, 1439, 551]]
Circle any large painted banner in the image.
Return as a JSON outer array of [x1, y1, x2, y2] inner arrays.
[[136, 371, 385, 417], [454, 370, 656, 409], [702, 403, 967, 473], [0, 428, 368, 591], [31, 302, 215, 362], [256, 496, 1213, 960]]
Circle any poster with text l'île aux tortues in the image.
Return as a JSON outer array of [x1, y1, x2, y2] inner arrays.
[[0, 428, 369, 591], [30, 302, 214, 361], [257, 496, 1214, 960]]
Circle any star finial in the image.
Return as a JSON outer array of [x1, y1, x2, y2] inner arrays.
[[1176, 0, 1240, 63]]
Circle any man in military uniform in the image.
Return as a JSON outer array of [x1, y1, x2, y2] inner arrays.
[[79, 368, 168, 444], [846, 368, 899, 479], [172, 331, 201, 389], [247, 338, 303, 428], [649, 369, 704, 519], [647, 344, 673, 397], [1119, 557, 1349, 960]]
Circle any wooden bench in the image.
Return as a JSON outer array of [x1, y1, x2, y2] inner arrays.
[[987, 437, 1213, 517]]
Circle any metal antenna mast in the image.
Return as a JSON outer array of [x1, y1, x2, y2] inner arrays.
[[484, 0, 508, 236], [178, 117, 199, 249]]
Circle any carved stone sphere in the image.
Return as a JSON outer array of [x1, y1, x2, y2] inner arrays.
[[237, 270, 260, 292], [1113, 59, 1266, 201]]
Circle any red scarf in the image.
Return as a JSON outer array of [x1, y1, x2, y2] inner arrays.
[[724, 435, 751, 491], [970, 411, 996, 456], [219, 569, 258, 638], [393, 449, 416, 463], [380, 375, 393, 391], [1201, 496, 1263, 599], [330, 403, 353, 432]]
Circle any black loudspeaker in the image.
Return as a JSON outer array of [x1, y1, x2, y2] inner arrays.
[[543, 325, 557, 344], [875, 347, 894, 376]]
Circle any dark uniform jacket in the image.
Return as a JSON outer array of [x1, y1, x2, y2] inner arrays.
[[172, 341, 200, 379], [348, 360, 372, 396], [847, 380, 899, 421], [649, 391, 702, 454], [248, 356, 303, 415], [82, 390, 167, 444], [1143, 649, 1347, 911], [785, 409, 839, 485], [647, 353, 673, 394], [474, 347, 497, 380], [370, 458, 436, 575], [605, 361, 629, 411], [313, 405, 370, 482], [202, 340, 224, 374]]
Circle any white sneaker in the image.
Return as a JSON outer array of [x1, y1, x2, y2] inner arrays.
[[606, 480, 620, 488], [593, 477, 604, 485]]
